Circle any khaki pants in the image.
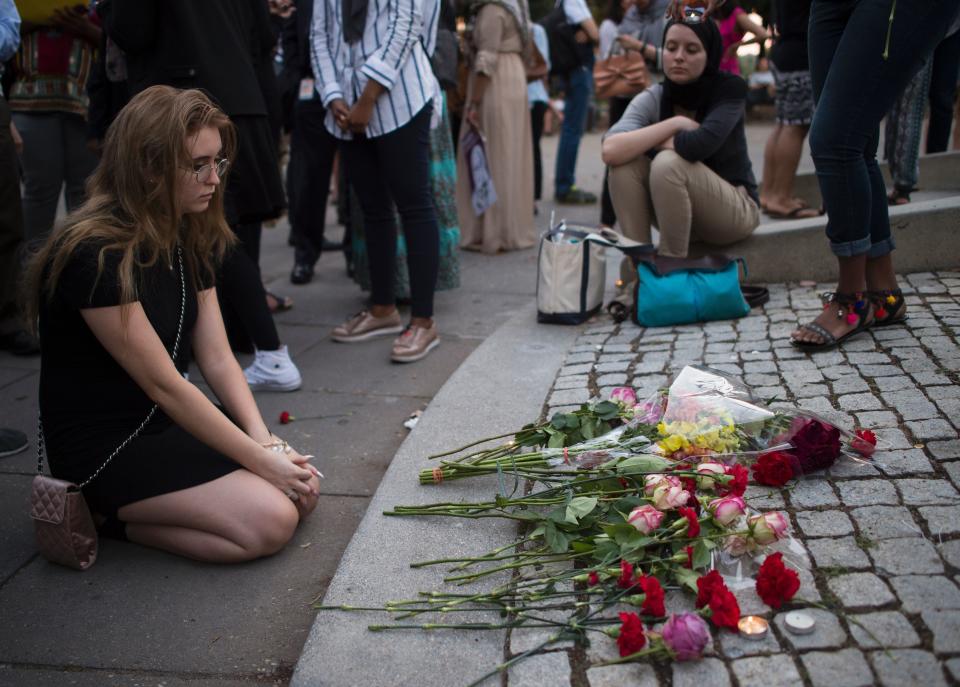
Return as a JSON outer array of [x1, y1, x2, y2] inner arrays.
[[608, 151, 759, 306]]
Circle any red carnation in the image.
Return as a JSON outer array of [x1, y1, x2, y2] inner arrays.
[[720, 464, 748, 497], [751, 451, 795, 487], [618, 560, 636, 589], [679, 507, 700, 538], [616, 612, 647, 657], [637, 574, 666, 617], [279, 411, 292, 424], [755, 552, 800, 609], [707, 587, 741, 630], [851, 429, 878, 457], [695, 570, 726, 608], [588, 571, 600, 586]]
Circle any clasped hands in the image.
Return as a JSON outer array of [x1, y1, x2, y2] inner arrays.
[[260, 436, 322, 501], [330, 97, 374, 135]]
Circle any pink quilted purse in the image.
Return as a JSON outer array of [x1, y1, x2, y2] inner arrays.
[[30, 475, 98, 570]]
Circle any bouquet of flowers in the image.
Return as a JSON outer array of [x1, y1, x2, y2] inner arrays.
[[319, 366, 876, 684]]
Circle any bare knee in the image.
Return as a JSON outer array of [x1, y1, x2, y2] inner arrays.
[[233, 495, 299, 559]]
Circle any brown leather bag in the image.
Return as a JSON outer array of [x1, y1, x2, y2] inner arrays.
[[30, 475, 98, 570], [594, 50, 649, 99]]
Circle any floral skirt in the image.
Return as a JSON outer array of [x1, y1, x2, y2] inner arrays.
[[350, 94, 461, 298]]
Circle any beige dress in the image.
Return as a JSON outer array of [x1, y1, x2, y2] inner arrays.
[[456, 3, 535, 254]]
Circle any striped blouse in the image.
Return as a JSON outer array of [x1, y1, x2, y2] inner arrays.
[[310, 0, 440, 139]]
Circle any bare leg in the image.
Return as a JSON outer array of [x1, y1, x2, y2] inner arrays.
[[865, 253, 898, 291], [766, 125, 819, 217], [759, 123, 782, 209], [791, 255, 869, 344], [118, 470, 319, 563]]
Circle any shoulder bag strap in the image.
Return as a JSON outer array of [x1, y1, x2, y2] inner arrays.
[[37, 246, 188, 486]]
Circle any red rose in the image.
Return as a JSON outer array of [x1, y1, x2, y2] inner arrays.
[[755, 552, 800, 609], [788, 418, 841, 473], [720, 464, 748, 497], [851, 429, 877, 457], [637, 574, 665, 617], [679, 507, 700, 538], [588, 571, 600, 586], [707, 587, 741, 630], [695, 570, 726, 608], [279, 411, 292, 424], [751, 451, 794, 487], [617, 612, 647, 657], [618, 560, 636, 589]]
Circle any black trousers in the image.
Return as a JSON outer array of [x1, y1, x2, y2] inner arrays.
[[341, 104, 438, 319], [218, 222, 281, 353], [531, 101, 548, 201], [927, 28, 960, 154], [600, 96, 632, 227], [0, 98, 24, 336], [288, 98, 339, 266]]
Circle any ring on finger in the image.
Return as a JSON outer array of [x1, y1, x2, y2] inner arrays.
[[285, 489, 300, 502]]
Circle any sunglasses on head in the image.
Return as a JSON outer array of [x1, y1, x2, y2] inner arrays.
[[682, 6, 706, 23]]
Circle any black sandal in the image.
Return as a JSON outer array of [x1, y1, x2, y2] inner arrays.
[[867, 288, 907, 327], [791, 291, 873, 350]]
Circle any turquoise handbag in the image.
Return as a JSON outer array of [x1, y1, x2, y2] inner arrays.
[[633, 253, 752, 327]]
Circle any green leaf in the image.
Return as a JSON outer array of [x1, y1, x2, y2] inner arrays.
[[564, 496, 598, 524], [619, 532, 654, 557], [547, 432, 566, 449], [615, 455, 672, 474], [692, 540, 712, 569], [546, 506, 569, 524], [674, 566, 700, 592], [581, 419, 596, 440], [544, 522, 570, 554], [594, 538, 621, 562], [571, 540, 595, 553], [529, 525, 545, 538], [593, 400, 620, 420]]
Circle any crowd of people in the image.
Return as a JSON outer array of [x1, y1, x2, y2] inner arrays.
[[0, 0, 959, 562]]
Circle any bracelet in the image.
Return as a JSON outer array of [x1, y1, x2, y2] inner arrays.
[[262, 438, 292, 454]]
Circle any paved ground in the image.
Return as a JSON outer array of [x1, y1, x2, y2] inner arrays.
[[525, 270, 960, 686]]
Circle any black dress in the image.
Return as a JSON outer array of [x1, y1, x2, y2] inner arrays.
[[39, 242, 240, 518]]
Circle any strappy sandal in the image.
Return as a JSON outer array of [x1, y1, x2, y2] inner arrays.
[[791, 291, 873, 350], [867, 288, 907, 327]]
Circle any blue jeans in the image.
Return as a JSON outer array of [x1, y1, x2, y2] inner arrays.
[[554, 64, 593, 197], [808, 0, 955, 258]]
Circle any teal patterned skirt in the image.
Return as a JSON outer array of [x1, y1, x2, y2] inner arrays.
[[350, 94, 461, 298]]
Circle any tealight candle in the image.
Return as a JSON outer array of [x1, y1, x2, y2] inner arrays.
[[784, 610, 816, 635], [738, 615, 769, 640]]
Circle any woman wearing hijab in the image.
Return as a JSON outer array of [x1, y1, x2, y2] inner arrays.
[[602, 15, 759, 272], [456, 0, 535, 254]]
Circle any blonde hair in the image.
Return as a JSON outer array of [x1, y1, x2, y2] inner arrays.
[[23, 86, 237, 329]]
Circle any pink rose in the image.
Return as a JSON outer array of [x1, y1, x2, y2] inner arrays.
[[610, 387, 638, 408], [748, 512, 790, 545], [652, 484, 691, 510], [661, 612, 711, 661], [627, 505, 665, 534], [695, 462, 726, 491], [644, 474, 681, 496], [708, 495, 746, 526]]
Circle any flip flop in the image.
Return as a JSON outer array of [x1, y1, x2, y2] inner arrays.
[[764, 205, 823, 220], [266, 291, 294, 313]]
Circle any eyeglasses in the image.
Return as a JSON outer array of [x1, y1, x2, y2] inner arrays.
[[191, 158, 229, 183]]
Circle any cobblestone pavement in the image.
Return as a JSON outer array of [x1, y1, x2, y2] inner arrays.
[[509, 272, 960, 687]]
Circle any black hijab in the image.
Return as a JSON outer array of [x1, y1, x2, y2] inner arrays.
[[658, 18, 745, 122]]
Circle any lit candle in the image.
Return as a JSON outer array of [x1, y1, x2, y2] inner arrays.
[[738, 615, 769, 640]]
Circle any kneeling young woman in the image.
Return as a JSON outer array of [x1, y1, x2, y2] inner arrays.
[[24, 86, 320, 563], [602, 15, 759, 271]]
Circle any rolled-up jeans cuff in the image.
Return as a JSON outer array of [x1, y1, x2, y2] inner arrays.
[[867, 236, 896, 258], [829, 235, 873, 257]]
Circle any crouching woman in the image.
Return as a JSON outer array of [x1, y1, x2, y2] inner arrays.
[[601, 16, 760, 295], [23, 86, 320, 563]]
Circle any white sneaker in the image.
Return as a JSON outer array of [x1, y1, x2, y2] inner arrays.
[[243, 345, 302, 392]]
